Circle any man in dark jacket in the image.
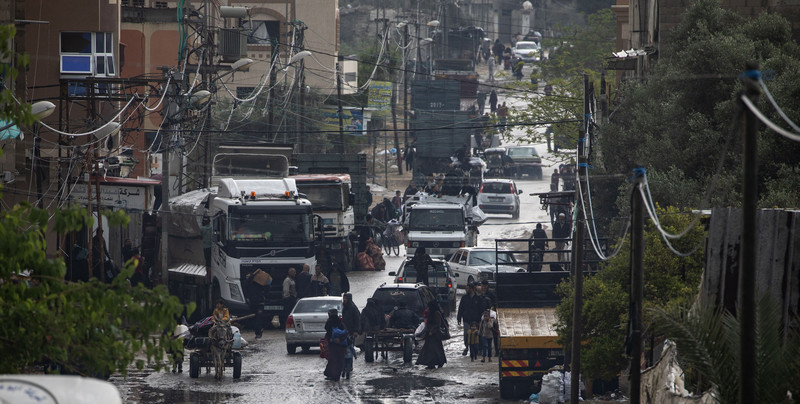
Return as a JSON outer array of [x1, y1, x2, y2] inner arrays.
[[389, 302, 418, 329], [410, 247, 435, 286], [359, 298, 386, 334], [295, 264, 313, 298], [457, 283, 486, 356], [530, 223, 548, 272], [552, 213, 571, 262]]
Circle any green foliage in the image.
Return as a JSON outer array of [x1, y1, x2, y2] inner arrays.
[[649, 296, 800, 403], [0, 24, 189, 377], [599, 0, 800, 209], [507, 9, 615, 156], [555, 205, 706, 380]]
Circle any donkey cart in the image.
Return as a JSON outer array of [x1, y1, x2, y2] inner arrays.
[[186, 322, 243, 380], [363, 328, 416, 364]]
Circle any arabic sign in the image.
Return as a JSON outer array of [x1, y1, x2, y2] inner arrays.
[[69, 183, 153, 211], [319, 108, 364, 135], [368, 81, 392, 117]]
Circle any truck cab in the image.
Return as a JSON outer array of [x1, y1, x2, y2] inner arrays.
[[293, 174, 356, 270], [404, 200, 471, 258]]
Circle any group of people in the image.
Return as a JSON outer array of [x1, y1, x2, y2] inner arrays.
[[457, 281, 499, 362]]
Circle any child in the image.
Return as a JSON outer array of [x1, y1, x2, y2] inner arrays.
[[467, 322, 480, 362], [479, 310, 496, 362], [212, 299, 230, 323], [342, 339, 357, 379]]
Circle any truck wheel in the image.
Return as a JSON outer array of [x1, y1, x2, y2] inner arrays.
[[364, 338, 374, 363], [403, 337, 413, 363], [286, 344, 297, 354], [189, 353, 200, 378], [232, 352, 242, 379]]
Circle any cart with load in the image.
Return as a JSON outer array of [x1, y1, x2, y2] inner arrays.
[[362, 328, 416, 364]]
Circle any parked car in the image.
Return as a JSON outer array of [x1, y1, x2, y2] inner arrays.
[[388, 258, 458, 312], [371, 283, 437, 323], [447, 247, 525, 287], [285, 296, 342, 354], [506, 145, 544, 179], [478, 179, 522, 219], [512, 41, 541, 63]]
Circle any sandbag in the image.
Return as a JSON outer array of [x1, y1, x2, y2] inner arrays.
[[357, 252, 375, 271], [371, 253, 386, 271], [538, 371, 561, 404]]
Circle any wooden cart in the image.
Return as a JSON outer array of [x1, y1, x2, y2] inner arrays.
[[362, 328, 416, 364]]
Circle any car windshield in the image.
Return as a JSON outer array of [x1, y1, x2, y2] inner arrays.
[[407, 208, 464, 229], [468, 251, 517, 266], [481, 182, 512, 194], [516, 43, 538, 50], [372, 288, 423, 314], [293, 299, 341, 314], [507, 148, 539, 158], [401, 262, 449, 280]]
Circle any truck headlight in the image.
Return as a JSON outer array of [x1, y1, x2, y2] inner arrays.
[[411, 242, 419, 248], [229, 283, 243, 302], [453, 241, 462, 248]]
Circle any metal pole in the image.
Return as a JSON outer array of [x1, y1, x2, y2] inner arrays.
[[630, 174, 644, 404], [337, 62, 346, 153], [384, 135, 388, 189], [739, 62, 760, 404], [403, 23, 410, 151]]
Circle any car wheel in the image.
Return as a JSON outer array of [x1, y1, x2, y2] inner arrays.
[[364, 337, 375, 363], [189, 353, 200, 378], [512, 209, 519, 219], [286, 344, 297, 354], [232, 352, 242, 379]]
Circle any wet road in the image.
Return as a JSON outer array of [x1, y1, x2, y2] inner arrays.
[[110, 114, 560, 403]]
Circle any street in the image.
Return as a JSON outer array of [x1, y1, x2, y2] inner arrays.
[[110, 140, 558, 403]]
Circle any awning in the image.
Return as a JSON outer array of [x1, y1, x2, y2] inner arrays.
[[0, 120, 22, 140]]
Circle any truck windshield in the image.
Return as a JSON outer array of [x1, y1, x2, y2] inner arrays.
[[229, 212, 312, 243], [296, 185, 345, 211], [507, 148, 538, 158], [468, 251, 517, 266], [407, 209, 464, 229]]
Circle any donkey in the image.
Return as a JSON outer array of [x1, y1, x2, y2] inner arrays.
[[208, 323, 233, 380]]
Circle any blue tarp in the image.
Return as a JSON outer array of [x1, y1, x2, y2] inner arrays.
[[0, 120, 21, 140]]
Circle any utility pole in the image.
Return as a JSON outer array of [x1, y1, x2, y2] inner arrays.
[[569, 73, 590, 404], [630, 166, 644, 404], [739, 61, 761, 404], [403, 23, 410, 166], [268, 40, 278, 140], [336, 61, 345, 153]]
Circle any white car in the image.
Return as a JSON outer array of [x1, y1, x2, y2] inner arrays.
[[285, 296, 342, 354], [447, 247, 525, 287], [512, 41, 541, 63], [478, 179, 522, 219]]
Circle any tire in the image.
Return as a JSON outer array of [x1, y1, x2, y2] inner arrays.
[[286, 344, 297, 354], [403, 337, 414, 363], [189, 353, 200, 379], [232, 352, 242, 379], [364, 337, 375, 363], [512, 209, 519, 219], [382, 238, 391, 255]]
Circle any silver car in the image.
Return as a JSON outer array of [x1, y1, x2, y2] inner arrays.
[[285, 296, 342, 354], [478, 179, 522, 219], [447, 247, 525, 287]]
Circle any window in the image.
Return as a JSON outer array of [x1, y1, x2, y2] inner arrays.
[[244, 20, 280, 45], [60, 32, 115, 77]]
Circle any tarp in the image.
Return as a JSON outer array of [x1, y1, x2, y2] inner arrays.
[[0, 120, 21, 140]]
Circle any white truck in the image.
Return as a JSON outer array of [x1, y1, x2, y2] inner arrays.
[[402, 193, 487, 258], [292, 174, 356, 270], [166, 154, 318, 322]]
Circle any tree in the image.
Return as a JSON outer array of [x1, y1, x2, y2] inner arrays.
[[0, 24, 188, 377], [555, 205, 706, 381], [598, 0, 800, 209]]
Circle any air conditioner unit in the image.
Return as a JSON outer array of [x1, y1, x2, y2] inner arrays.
[[219, 29, 247, 63], [1, 171, 14, 184]]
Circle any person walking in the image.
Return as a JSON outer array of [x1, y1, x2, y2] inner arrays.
[[323, 309, 347, 381], [457, 283, 487, 356], [392, 190, 403, 211], [479, 310, 497, 362], [405, 145, 415, 171], [245, 268, 272, 338], [340, 293, 360, 379], [327, 265, 350, 296], [488, 57, 495, 82], [492, 39, 504, 64], [282, 267, 298, 322], [360, 298, 386, 335], [530, 223, 548, 272], [410, 247, 434, 286], [416, 301, 447, 369], [296, 264, 312, 299], [467, 322, 480, 362], [552, 213, 571, 262], [477, 91, 486, 114], [310, 264, 329, 296], [489, 90, 498, 113]]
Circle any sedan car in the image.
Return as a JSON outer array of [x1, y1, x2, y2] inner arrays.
[[371, 283, 437, 323], [512, 41, 541, 63], [285, 296, 342, 354], [388, 258, 459, 313], [478, 179, 522, 219], [506, 145, 544, 179], [447, 247, 525, 287]]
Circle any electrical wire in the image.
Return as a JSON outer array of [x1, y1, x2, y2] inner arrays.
[[740, 94, 800, 142], [758, 79, 800, 133]]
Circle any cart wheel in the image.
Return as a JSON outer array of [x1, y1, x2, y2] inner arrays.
[[232, 352, 242, 379], [403, 336, 413, 363], [189, 353, 200, 378], [364, 337, 374, 363]]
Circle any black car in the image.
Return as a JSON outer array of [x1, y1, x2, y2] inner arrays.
[[371, 283, 438, 324], [388, 258, 458, 313]]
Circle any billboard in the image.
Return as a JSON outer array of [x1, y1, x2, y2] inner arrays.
[[319, 108, 364, 135], [368, 81, 392, 117]]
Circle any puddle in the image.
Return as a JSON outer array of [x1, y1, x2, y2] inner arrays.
[[363, 375, 446, 397], [120, 385, 241, 404]]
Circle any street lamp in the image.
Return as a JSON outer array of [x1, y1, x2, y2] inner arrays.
[[0, 100, 56, 136]]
